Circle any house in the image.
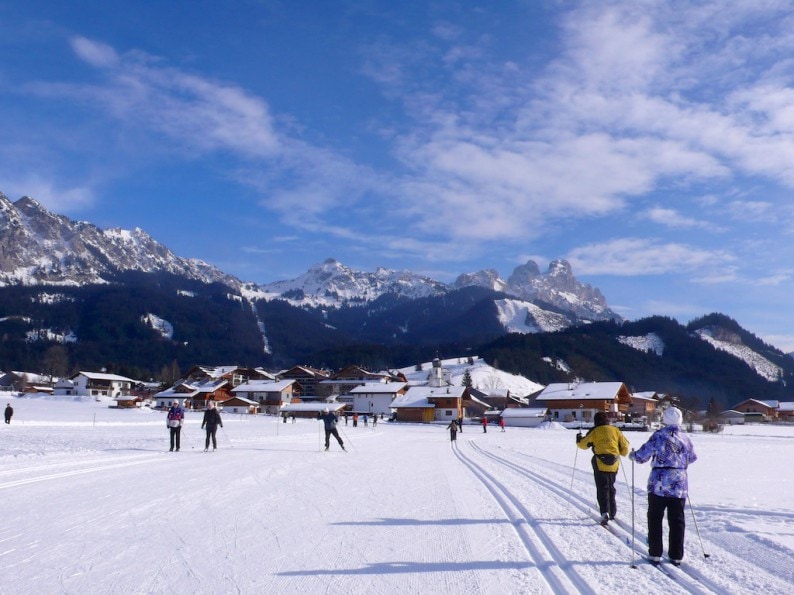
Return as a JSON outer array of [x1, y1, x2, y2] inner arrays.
[[500, 407, 549, 428], [278, 365, 329, 400], [533, 382, 632, 425], [777, 402, 794, 421], [154, 365, 275, 410], [719, 410, 746, 425], [67, 372, 135, 399], [0, 371, 55, 394], [348, 382, 408, 416], [390, 385, 467, 423], [318, 365, 398, 399], [280, 401, 346, 420], [231, 380, 297, 415], [627, 391, 660, 422], [112, 395, 144, 409], [218, 396, 259, 415], [731, 398, 778, 422]]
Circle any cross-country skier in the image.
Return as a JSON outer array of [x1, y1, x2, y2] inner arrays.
[[576, 411, 630, 525], [201, 400, 223, 451], [318, 408, 345, 451], [166, 401, 185, 451], [446, 419, 458, 442], [629, 406, 697, 566]]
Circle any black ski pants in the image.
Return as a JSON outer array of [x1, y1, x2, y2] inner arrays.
[[169, 427, 181, 451], [591, 457, 617, 518], [648, 493, 686, 560], [204, 426, 218, 449], [325, 427, 344, 449]]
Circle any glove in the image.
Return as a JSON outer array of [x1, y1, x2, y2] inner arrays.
[[628, 449, 636, 461], [575, 432, 582, 442]]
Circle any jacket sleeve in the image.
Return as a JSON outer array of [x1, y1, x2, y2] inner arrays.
[[618, 431, 630, 457], [576, 428, 595, 451], [632, 434, 657, 463]]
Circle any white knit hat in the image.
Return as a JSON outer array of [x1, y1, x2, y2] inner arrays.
[[663, 406, 683, 426]]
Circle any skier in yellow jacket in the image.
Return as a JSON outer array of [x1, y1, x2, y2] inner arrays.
[[576, 411, 630, 525]]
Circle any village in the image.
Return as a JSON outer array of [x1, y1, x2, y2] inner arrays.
[[2, 356, 792, 429]]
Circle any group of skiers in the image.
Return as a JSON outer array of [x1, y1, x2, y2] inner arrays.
[[166, 400, 224, 452], [576, 406, 697, 566]]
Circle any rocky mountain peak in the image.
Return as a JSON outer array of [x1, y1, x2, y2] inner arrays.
[[0, 192, 239, 288]]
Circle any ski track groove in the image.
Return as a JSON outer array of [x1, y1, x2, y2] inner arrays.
[[0, 456, 168, 490], [453, 440, 594, 594], [470, 443, 744, 595]]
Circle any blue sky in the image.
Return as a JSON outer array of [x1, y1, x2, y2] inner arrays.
[[4, 1, 794, 350]]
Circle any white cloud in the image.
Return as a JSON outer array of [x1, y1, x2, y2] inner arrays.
[[70, 37, 119, 68], [566, 237, 735, 277], [3, 176, 95, 212]]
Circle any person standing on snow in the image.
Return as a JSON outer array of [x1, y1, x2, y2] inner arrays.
[[576, 411, 630, 525], [499, 417, 506, 432], [318, 408, 345, 451], [630, 406, 697, 566], [481, 416, 488, 433], [446, 419, 458, 442], [4, 403, 13, 424], [201, 400, 223, 451], [166, 401, 184, 452]]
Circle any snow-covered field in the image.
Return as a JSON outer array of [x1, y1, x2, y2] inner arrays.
[[2, 395, 793, 594]]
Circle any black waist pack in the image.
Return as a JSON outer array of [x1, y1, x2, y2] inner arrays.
[[595, 453, 618, 466]]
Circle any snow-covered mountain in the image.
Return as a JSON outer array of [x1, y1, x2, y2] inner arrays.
[[0, 193, 238, 288], [257, 258, 448, 306], [259, 257, 620, 330], [456, 259, 618, 322]]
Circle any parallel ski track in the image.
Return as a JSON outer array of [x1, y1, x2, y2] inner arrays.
[[0, 454, 167, 490], [452, 440, 595, 594], [469, 443, 727, 595]]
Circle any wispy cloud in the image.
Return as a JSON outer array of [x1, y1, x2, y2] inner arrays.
[[566, 237, 735, 277]]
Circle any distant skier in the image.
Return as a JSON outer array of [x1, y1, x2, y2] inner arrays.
[[4, 403, 12, 424], [576, 411, 630, 525], [318, 408, 345, 451], [481, 416, 488, 433], [446, 419, 458, 442], [166, 401, 184, 452], [630, 406, 697, 566], [201, 400, 223, 451], [499, 417, 506, 432]]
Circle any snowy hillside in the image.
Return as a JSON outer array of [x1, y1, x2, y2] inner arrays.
[[695, 327, 783, 382], [398, 356, 544, 397], [495, 299, 572, 334], [618, 333, 665, 356]]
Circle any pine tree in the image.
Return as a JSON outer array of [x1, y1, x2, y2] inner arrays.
[[461, 369, 473, 388]]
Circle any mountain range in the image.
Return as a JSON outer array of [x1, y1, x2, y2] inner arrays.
[[1, 191, 792, 409]]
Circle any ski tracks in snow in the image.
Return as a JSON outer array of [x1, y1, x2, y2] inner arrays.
[[454, 439, 730, 594], [463, 441, 793, 595]]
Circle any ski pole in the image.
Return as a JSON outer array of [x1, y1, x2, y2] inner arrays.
[[338, 426, 354, 451], [568, 442, 579, 510], [687, 495, 711, 559], [630, 456, 636, 568], [220, 425, 233, 448]]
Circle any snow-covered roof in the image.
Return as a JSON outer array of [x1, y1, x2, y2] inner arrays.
[[390, 393, 433, 408], [232, 379, 295, 392], [280, 402, 346, 413], [777, 402, 794, 412], [349, 383, 407, 394], [632, 391, 658, 401], [222, 396, 258, 405], [500, 407, 548, 419], [74, 371, 135, 382], [536, 382, 627, 401]]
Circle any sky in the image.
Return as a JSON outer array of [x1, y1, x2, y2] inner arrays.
[[4, 1, 794, 349], [2, 392, 793, 594]]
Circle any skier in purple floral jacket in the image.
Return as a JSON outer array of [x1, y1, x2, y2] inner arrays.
[[629, 406, 697, 565]]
